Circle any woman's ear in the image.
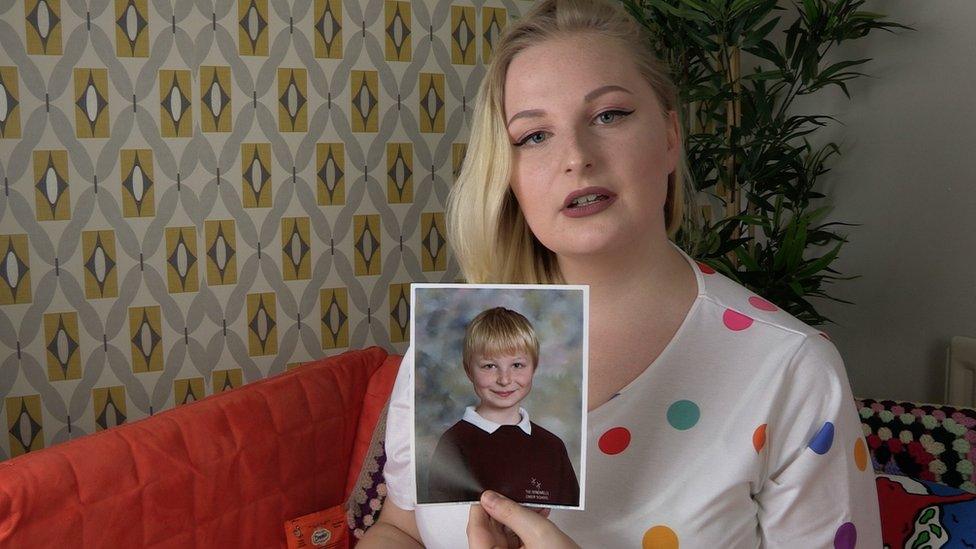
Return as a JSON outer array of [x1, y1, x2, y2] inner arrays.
[[665, 109, 680, 174]]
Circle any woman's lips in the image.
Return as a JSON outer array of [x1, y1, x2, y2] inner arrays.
[[562, 194, 616, 218]]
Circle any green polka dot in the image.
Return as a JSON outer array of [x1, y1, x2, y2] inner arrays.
[[667, 400, 700, 430]]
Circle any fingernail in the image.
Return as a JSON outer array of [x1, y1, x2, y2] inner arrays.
[[482, 490, 500, 509]]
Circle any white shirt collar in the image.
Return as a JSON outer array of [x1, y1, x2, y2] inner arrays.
[[462, 406, 532, 435]]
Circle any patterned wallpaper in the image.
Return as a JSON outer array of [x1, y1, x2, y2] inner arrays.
[[0, 0, 529, 460]]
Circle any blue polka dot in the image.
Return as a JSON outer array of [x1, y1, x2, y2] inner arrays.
[[808, 421, 834, 454], [667, 400, 700, 430]]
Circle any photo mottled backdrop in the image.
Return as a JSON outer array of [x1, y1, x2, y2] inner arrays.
[[413, 285, 585, 502]]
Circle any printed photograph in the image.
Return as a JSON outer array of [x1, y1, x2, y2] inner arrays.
[[411, 284, 587, 509]]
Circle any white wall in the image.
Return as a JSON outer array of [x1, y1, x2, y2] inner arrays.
[[793, 1, 976, 402]]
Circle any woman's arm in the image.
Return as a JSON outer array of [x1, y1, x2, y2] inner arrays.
[[357, 500, 424, 549]]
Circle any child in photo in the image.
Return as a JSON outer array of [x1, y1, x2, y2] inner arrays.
[[426, 306, 580, 506]]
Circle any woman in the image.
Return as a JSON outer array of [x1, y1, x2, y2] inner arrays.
[[361, 0, 880, 547]]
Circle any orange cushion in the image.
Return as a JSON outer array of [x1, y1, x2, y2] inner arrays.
[[0, 347, 388, 548]]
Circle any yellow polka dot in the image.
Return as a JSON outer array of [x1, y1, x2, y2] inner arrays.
[[643, 525, 679, 549], [854, 437, 868, 471]]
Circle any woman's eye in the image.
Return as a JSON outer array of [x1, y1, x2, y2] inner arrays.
[[596, 109, 633, 124], [514, 132, 547, 148]]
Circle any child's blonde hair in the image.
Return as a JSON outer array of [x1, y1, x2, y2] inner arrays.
[[445, 0, 690, 284], [462, 307, 540, 371]]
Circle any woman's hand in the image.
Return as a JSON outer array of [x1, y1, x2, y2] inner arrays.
[[467, 490, 579, 549]]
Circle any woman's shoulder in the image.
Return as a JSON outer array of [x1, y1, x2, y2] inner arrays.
[[693, 262, 828, 342]]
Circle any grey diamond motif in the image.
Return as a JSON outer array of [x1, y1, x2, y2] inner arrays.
[[95, 392, 126, 430], [180, 385, 198, 405], [387, 148, 412, 199], [452, 13, 474, 59], [161, 75, 191, 127], [115, 0, 147, 50], [249, 297, 276, 351], [75, 72, 108, 135], [131, 310, 161, 362], [386, 6, 411, 57], [282, 224, 310, 270], [83, 233, 116, 295], [167, 231, 196, 289], [34, 154, 68, 216], [355, 224, 380, 270], [8, 400, 41, 451], [390, 289, 409, 332], [352, 80, 376, 123], [239, 0, 267, 52], [317, 149, 344, 200], [321, 294, 347, 341], [206, 225, 235, 280], [422, 220, 445, 265], [483, 16, 501, 49], [279, 73, 307, 126], [243, 151, 270, 197], [1, 239, 29, 297], [122, 154, 153, 214], [26, 0, 60, 53], [203, 76, 230, 120], [316, 5, 341, 51], [46, 315, 79, 374], [421, 82, 444, 127], [220, 374, 235, 392], [0, 71, 19, 135]]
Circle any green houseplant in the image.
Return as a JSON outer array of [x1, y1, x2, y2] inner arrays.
[[621, 0, 910, 325]]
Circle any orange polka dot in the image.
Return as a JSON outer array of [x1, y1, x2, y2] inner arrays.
[[753, 424, 767, 453], [643, 525, 679, 549], [854, 437, 868, 471]]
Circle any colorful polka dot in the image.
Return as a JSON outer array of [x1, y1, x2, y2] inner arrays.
[[854, 437, 868, 471], [753, 424, 767, 453], [833, 522, 856, 549], [723, 309, 754, 331], [667, 400, 700, 430], [642, 525, 679, 548], [599, 427, 631, 455], [809, 421, 835, 455], [748, 296, 778, 312], [696, 261, 715, 274]]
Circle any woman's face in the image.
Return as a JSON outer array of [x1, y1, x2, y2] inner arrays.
[[503, 33, 679, 260]]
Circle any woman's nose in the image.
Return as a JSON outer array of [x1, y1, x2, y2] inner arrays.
[[564, 129, 594, 173]]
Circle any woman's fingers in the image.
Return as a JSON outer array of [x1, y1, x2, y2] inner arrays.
[[467, 504, 511, 548], [479, 491, 579, 549]]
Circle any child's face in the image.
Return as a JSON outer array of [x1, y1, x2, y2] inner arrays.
[[466, 351, 536, 415]]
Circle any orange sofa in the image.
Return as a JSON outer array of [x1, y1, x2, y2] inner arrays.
[[0, 347, 401, 548]]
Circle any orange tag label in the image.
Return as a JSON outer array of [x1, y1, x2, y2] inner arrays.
[[284, 505, 349, 549]]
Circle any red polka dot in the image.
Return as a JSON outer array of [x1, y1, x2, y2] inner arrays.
[[748, 296, 777, 312], [723, 309, 753, 331], [599, 427, 631, 455], [752, 424, 767, 452], [696, 261, 715, 274]]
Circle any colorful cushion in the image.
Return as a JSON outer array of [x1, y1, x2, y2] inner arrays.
[[858, 398, 976, 492], [877, 473, 976, 548]]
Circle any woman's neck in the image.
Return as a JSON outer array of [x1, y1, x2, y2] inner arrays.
[[557, 237, 694, 312]]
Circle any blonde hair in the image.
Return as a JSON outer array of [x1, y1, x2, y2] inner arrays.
[[462, 307, 540, 372], [446, 0, 690, 284]]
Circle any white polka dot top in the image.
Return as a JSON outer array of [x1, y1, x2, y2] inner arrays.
[[382, 247, 881, 548]]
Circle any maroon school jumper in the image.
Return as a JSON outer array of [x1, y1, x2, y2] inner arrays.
[[426, 407, 580, 506]]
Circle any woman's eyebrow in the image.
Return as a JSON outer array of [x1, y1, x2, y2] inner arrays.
[[506, 84, 633, 127]]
